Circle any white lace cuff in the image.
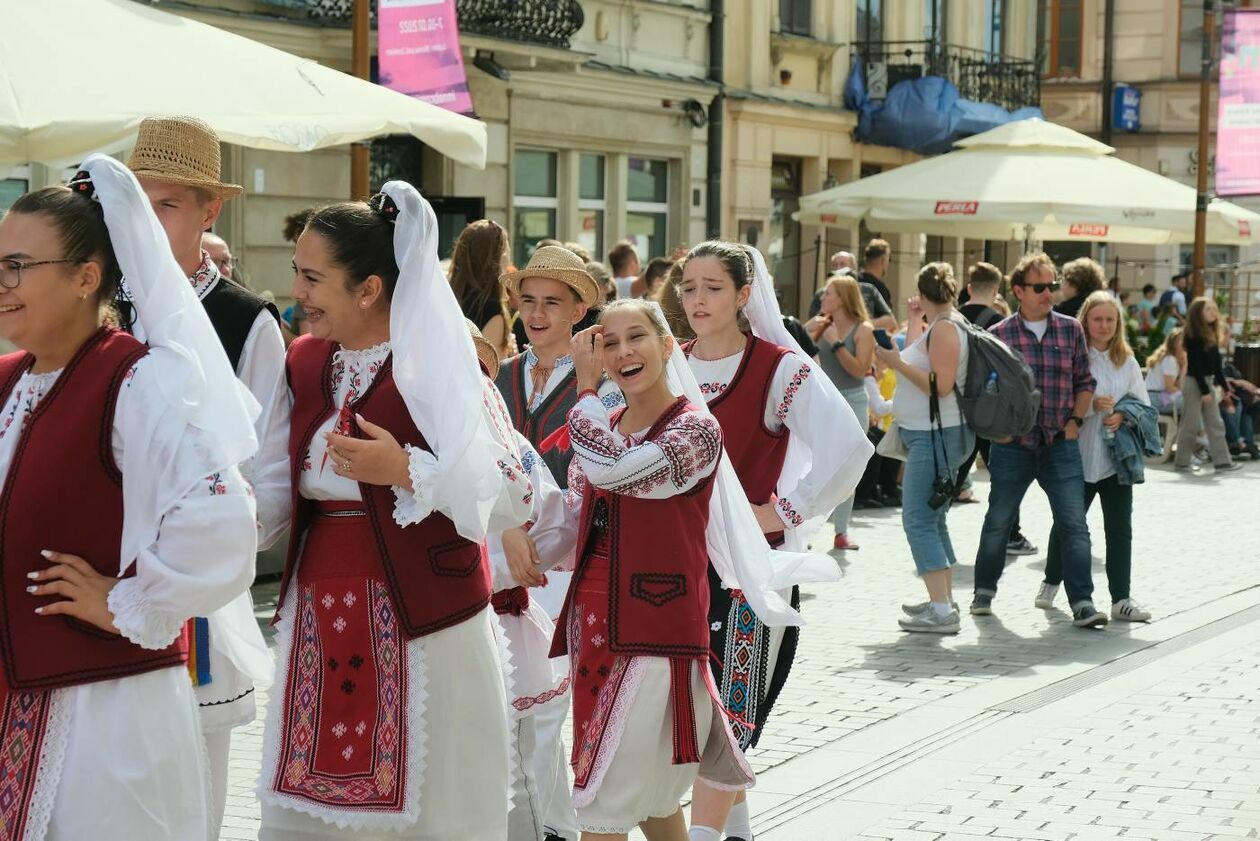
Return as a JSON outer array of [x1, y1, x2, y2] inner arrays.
[[391, 444, 439, 527], [108, 577, 186, 650]]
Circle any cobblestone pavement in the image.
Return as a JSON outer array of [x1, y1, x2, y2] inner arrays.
[[222, 459, 1260, 839]]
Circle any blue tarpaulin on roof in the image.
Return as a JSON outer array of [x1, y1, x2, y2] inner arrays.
[[845, 57, 1043, 155]]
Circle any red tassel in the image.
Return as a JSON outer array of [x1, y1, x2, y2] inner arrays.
[[539, 424, 571, 454]]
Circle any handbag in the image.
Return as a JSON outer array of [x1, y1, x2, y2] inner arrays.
[[876, 418, 908, 461]]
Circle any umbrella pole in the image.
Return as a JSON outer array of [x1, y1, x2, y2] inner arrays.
[[350, 0, 371, 199], [1192, 0, 1215, 299]]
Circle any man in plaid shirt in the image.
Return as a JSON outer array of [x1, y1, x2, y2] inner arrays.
[[971, 252, 1107, 628]]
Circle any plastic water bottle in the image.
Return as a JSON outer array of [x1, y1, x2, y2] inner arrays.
[[984, 372, 999, 394], [1103, 413, 1115, 441]]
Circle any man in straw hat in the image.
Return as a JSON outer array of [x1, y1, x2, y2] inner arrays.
[[126, 115, 290, 834], [495, 245, 624, 841]]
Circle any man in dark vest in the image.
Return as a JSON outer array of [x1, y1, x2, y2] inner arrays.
[[124, 116, 290, 835], [496, 245, 619, 841]]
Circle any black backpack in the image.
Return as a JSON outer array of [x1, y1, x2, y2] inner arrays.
[[928, 318, 1041, 441]]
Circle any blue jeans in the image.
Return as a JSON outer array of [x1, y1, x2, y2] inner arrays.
[[973, 438, 1095, 606], [900, 425, 974, 575], [831, 386, 869, 535]]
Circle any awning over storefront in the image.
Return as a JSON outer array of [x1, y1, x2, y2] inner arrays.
[[794, 119, 1260, 245], [0, 0, 487, 169]]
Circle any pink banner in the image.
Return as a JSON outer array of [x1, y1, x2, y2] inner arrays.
[[377, 0, 473, 115], [1217, 9, 1260, 196]]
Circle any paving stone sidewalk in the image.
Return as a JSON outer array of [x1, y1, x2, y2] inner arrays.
[[221, 459, 1260, 839]]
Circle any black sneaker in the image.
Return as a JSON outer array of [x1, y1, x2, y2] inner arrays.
[[1215, 462, 1245, 473], [1072, 603, 1109, 628], [1006, 536, 1038, 556], [970, 594, 993, 615]]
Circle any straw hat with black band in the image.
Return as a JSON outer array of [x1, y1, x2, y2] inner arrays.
[[127, 116, 243, 199], [499, 245, 599, 307], [466, 319, 500, 376]]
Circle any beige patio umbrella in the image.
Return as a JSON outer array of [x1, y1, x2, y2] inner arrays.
[[0, 0, 486, 169], [795, 119, 1260, 245]]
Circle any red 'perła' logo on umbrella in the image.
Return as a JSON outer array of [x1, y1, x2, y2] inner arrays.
[[1068, 223, 1109, 237], [934, 201, 978, 215], [1240, 220, 1252, 237]]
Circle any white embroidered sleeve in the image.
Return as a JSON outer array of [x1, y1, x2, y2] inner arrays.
[[568, 393, 721, 499], [487, 435, 576, 586], [107, 360, 258, 650], [770, 356, 872, 529], [390, 377, 533, 532], [236, 312, 292, 550]]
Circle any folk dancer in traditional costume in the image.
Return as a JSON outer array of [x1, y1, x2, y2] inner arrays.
[[469, 321, 580, 841], [258, 183, 532, 840], [546, 299, 840, 841], [121, 116, 288, 831], [496, 245, 621, 841], [0, 155, 259, 839], [678, 242, 873, 841]]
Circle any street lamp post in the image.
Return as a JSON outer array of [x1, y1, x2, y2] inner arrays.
[[1192, 0, 1216, 299], [350, 0, 371, 199]]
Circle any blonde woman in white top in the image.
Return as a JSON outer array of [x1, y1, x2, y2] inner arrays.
[[874, 263, 971, 634], [1041, 292, 1152, 623]]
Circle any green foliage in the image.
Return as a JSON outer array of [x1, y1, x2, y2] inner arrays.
[[1130, 312, 1174, 367]]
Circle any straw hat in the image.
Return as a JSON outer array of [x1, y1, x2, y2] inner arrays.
[[500, 245, 599, 306], [465, 319, 500, 375], [127, 116, 243, 199]]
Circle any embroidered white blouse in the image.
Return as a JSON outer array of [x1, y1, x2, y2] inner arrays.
[[0, 355, 257, 840], [297, 341, 534, 532], [686, 348, 865, 529], [1080, 348, 1151, 484]]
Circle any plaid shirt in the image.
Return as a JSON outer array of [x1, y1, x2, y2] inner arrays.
[[990, 312, 1096, 448]]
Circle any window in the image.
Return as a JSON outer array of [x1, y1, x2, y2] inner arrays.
[[779, 0, 811, 36], [1179, 0, 1206, 78], [0, 176, 27, 214], [924, 0, 947, 42], [1036, 0, 1082, 78], [983, 0, 1006, 57], [513, 149, 558, 268], [577, 153, 605, 261], [625, 157, 669, 261], [857, 0, 884, 45]]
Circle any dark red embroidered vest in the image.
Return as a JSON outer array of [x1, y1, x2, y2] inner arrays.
[[0, 328, 189, 691], [278, 336, 492, 639], [685, 334, 792, 506], [550, 397, 718, 660]]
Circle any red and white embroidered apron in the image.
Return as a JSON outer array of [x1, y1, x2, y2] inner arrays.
[[0, 682, 52, 840], [568, 526, 702, 794], [271, 503, 409, 814]]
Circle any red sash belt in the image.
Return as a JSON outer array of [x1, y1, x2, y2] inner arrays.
[[492, 586, 530, 617]]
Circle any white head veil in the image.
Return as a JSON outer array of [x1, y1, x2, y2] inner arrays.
[[84, 154, 261, 574], [381, 180, 507, 542], [643, 302, 839, 628], [739, 246, 869, 541]]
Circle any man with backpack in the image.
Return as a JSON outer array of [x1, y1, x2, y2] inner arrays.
[[970, 252, 1108, 629], [1158, 271, 1189, 322], [954, 263, 1038, 556]]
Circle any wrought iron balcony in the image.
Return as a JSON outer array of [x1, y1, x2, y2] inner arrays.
[[456, 0, 584, 49], [854, 40, 1040, 113], [268, 0, 585, 49]]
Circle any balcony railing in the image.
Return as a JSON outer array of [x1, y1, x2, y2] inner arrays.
[[455, 0, 585, 49], [854, 40, 1040, 112], [276, 0, 585, 49]]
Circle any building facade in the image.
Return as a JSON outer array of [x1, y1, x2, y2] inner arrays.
[[722, 0, 1042, 316], [1037, 0, 1260, 294]]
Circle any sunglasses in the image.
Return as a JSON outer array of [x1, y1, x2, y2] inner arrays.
[[1016, 281, 1061, 294]]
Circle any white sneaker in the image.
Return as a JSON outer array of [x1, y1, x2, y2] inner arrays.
[[1111, 599, 1152, 622], [1034, 581, 1058, 610]]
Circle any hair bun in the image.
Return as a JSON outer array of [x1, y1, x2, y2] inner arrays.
[[67, 171, 100, 204], [368, 192, 399, 224]]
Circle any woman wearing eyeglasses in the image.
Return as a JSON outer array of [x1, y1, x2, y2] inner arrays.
[[0, 156, 259, 839]]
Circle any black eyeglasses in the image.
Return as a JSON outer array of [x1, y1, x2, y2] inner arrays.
[[1016, 281, 1061, 294], [0, 258, 85, 290]]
